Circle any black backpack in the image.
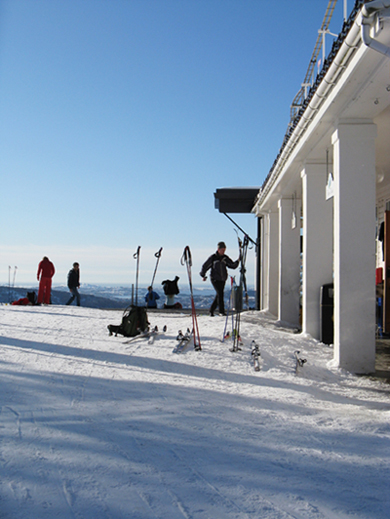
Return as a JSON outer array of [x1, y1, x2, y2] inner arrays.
[[161, 276, 180, 296], [108, 306, 149, 337], [27, 291, 37, 305]]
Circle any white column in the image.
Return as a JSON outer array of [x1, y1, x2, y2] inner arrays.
[[332, 121, 377, 373], [268, 210, 279, 317], [260, 215, 268, 311], [301, 163, 333, 339], [278, 198, 301, 325], [260, 215, 269, 310]]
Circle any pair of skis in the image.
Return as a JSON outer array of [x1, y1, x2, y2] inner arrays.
[[173, 328, 194, 354], [251, 340, 261, 371], [231, 234, 249, 352], [249, 345, 307, 373], [220, 235, 249, 352], [123, 325, 167, 345], [221, 277, 236, 343]]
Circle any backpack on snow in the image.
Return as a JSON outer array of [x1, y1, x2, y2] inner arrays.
[[27, 291, 37, 305], [161, 276, 180, 296], [107, 306, 149, 337]]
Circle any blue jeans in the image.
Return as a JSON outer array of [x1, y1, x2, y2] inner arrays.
[[66, 287, 80, 306]]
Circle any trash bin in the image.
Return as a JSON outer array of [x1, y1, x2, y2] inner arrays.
[[320, 283, 333, 345]]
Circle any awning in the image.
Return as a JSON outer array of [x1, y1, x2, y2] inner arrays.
[[214, 187, 260, 214]]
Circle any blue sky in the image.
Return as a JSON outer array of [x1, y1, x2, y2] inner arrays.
[[0, 0, 348, 287]]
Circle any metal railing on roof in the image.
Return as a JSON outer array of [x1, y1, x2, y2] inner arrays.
[[260, 0, 365, 194], [289, 0, 338, 125]]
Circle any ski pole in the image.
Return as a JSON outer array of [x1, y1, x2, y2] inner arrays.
[[12, 266, 17, 290], [181, 246, 201, 351], [146, 247, 163, 307], [133, 246, 141, 306], [150, 247, 163, 288], [240, 235, 249, 308]]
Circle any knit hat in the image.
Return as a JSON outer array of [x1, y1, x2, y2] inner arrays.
[[217, 241, 226, 249]]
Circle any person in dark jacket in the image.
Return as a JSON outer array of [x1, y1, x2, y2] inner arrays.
[[200, 241, 239, 316], [66, 262, 81, 306], [37, 256, 55, 304]]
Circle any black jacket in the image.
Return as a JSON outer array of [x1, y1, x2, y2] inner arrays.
[[67, 268, 80, 289], [200, 251, 239, 282]]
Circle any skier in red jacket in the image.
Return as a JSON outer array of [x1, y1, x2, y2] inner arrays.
[[37, 256, 55, 304]]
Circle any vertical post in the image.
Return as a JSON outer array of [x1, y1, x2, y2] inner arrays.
[[268, 210, 279, 317], [278, 198, 301, 325], [332, 121, 377, 373], [256, 216, 262, 311], [301, 163, 333, 339], [384, 212, 390, 332]]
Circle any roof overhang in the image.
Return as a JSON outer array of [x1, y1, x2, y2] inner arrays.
[[214, 187, 260, 214], [253, 4, 390, 215]]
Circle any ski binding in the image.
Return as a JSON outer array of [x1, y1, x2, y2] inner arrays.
[[294, 350, 307, 373], [124, 325, 166, 345], [173, 328, 193, 354]]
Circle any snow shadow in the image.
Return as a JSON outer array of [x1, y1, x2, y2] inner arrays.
[[1, 335, 390, 413], [1, 360, 390, 519]]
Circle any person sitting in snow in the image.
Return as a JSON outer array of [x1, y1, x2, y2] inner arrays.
[[145, 286, 160, 308], [161, 276, 182, 309]]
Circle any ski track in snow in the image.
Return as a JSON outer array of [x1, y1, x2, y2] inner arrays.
[[0, 305, 390, 518]]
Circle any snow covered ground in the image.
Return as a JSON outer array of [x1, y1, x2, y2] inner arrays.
[[1, 304, 389, 519]]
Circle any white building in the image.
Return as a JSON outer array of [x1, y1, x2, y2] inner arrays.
[[253, 0, 390, 373]]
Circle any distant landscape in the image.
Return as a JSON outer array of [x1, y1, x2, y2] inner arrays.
[[0, 283, 256, 311]]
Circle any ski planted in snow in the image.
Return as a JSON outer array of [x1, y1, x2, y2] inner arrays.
[[173, 328, 193, 354], [229, 329, 242, 352], [221, 276, 236, 342], [294, 350, 307, 373], [251, 340, 261, 371], [231, 234, 249, 352], [181, 246, 201, 351]]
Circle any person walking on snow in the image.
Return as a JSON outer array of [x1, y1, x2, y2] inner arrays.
[[37, 256, 55, 304], [200, 241, 239, 316], [66, 262, 81, 306]]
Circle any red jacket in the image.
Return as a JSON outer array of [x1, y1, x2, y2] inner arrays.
[[12, 297, 31, 306], [37, 258, 55, 280]]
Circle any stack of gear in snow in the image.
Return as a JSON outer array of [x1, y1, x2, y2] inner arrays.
[[12, 291, 37, 306], [108, 245, 150, 337], [161, 276, 182, 309], [107, 306, 149, 337]]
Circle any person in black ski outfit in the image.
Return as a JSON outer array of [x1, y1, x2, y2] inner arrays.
[[200, 241, 239, 316], [66, 262, 81, 306]]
